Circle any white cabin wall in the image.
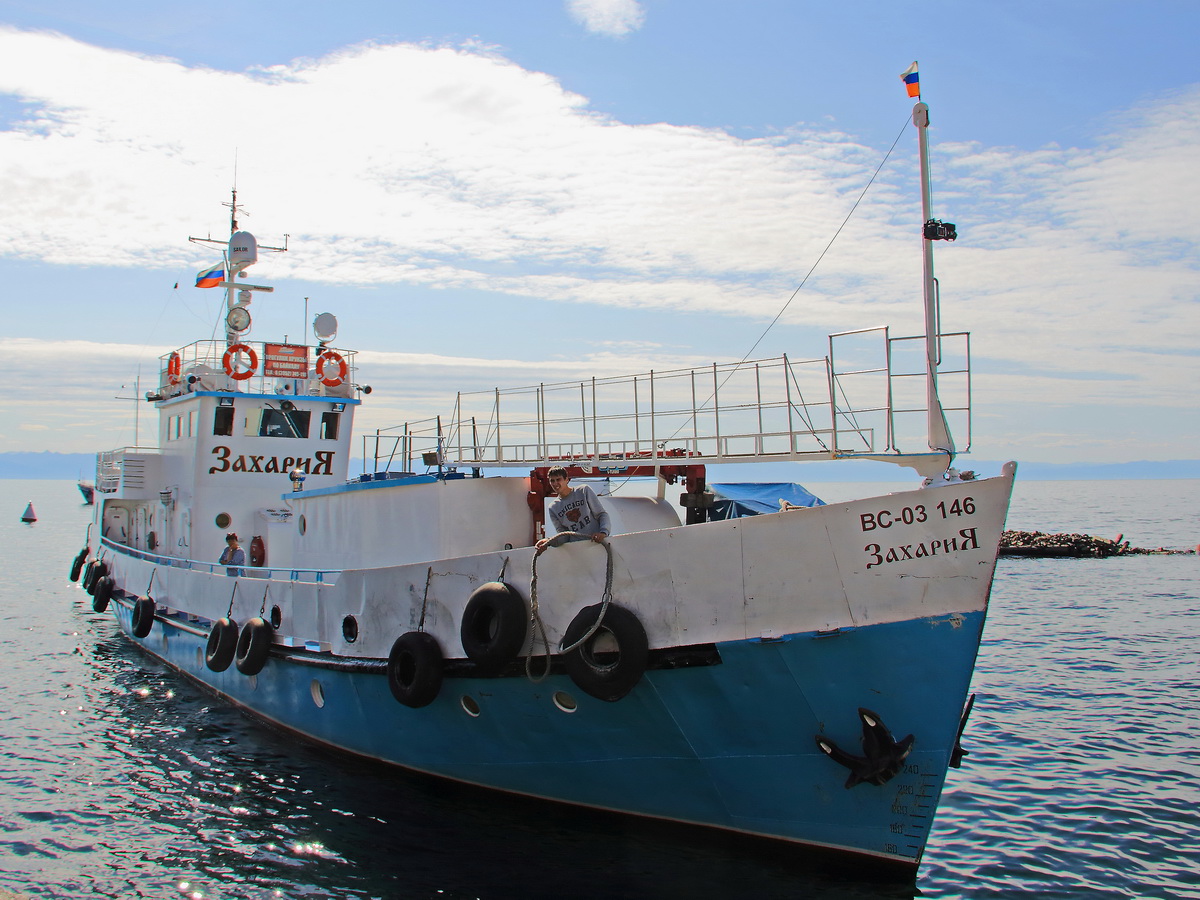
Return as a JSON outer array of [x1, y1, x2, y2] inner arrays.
[[175, 393, 356, 566], [291, 476, 534, 571]]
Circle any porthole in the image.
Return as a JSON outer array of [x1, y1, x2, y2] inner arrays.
[[299, 515, 306, 536], [270, 605, 282, 629], [460, 695, 480, 717], [553, 691, 578, 713], [215, 512, 232, 529], [310, 680, 325, 708], [342, 615, 359, 643]]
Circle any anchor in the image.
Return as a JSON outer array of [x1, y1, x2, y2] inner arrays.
[[816, 707, 914, 788]]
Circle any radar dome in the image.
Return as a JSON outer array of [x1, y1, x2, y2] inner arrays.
[[228, 231, 258, 273]]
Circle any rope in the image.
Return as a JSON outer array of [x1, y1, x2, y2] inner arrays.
[[525, 535, 615, 682], [736, 114, 911, 365], [419, 566, 433, 631], [659, 114, 913, 447], [226, 582, 238, 617]]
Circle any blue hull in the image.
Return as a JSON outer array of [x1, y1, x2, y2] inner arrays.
[[114, 595, 983, 868]]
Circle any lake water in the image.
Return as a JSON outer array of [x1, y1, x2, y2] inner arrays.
[[1, 477, 1197, 899]]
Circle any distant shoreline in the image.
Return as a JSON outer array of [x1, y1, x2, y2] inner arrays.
[[4, 452, 1197, 482]]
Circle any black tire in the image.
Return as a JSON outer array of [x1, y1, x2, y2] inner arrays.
[[85, 560, 108, 594], [81, 559, 96, 589], [69, 548, 87, 583], [562, 603, 649, 702], [132, 596, 156, 638], [460, 581, 527, 675], [235, 617, 273, 676], [92, 576, 114, 613], [387, 631, 443, 708], [206, 618, 239, 672]]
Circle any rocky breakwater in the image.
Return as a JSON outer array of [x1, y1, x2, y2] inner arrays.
[[1000, 531, 1197, 558]]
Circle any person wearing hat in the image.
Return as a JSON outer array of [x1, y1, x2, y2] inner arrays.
[[219, 532, 246, 576]]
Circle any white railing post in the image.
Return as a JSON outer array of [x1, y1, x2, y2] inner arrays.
[[712, 362, 721, 459], [591, 376, 599, 464], [494, 388, 501, 462]]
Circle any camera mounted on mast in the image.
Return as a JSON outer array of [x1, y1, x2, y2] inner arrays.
[[923, 218, 957, 241]]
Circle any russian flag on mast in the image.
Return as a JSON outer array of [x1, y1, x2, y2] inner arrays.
[[195, 262, 225, 288], [901, 61, 920, 98]]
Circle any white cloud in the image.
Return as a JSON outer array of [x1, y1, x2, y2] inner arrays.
[[565, 0, 646, 37], [0, 27, 1196, 461]]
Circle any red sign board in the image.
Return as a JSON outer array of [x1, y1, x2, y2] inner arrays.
[[263, 343, 310, 378]]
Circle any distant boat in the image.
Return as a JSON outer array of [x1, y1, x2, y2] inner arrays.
[[20, 502, 36, 523], [77, 480, 95, 505]]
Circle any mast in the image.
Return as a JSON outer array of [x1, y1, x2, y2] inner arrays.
[[190, 189, 285, 347], [912, 100, 956, 456], [223, 188, 242, 345]]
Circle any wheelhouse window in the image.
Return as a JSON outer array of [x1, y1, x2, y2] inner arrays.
[[248, 407, 312, 438], [320, 412, 340, 440], [214, 407, 234, 436]]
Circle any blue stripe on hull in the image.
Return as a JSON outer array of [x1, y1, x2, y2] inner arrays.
[[115, 600, 983, 866]]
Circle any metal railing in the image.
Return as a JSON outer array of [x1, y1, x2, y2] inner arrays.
[[157, 340, 358, 397], [369, 329, 972, 471], [100, 537, 339, 584], [95, 447, 159, 493]]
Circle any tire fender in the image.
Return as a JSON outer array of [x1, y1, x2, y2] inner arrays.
[[235, 617, 273, 676], [460, 581, 527, 675], [562, 603, 649, 702], [206, 617, 239, 672], [387, 631, 444, 708], [132, 596, 156, 638], [69, 548, 88, 583], [92, 576, 115, 613]]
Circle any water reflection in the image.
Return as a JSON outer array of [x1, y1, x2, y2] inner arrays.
[[32, 597, 917, 900]]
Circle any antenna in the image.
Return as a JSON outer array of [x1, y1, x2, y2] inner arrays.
[[222, 186, 247, 236], [115, 369, 143, 446]]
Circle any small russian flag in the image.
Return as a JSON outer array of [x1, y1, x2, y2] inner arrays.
[[195, 262, 225, 289], [901, 62, 920, 98]]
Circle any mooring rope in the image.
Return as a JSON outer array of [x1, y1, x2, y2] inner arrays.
[[525, 535, 615, 682]]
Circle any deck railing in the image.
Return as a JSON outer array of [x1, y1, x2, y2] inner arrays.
[[157, 340, 358, 398], [368, 329, 972, 472], [100, 537, 339, 584]]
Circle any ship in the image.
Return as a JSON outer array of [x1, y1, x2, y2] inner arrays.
[[70, 92, 1014, 874]]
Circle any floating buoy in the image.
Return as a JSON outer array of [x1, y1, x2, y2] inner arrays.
[[20, 502, 36, 523]]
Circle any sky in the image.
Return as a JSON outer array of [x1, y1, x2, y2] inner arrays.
[[0, 0, 1196, 468]]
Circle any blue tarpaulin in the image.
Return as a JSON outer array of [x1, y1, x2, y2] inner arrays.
[[707, 483, 825, 520]]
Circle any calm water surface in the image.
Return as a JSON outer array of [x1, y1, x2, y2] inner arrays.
[[1, 478, 1197, 899]]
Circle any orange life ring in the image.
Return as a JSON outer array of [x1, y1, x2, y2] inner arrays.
[[223, 343, 258, 381], [167, 352, 182, 385], [316, 350, 347, 387]]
